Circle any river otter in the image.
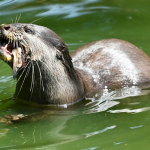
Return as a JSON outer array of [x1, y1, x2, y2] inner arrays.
[[0, 23, 150, 105]]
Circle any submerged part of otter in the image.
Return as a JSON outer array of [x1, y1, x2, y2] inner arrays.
[[0, 23, 150, 105]]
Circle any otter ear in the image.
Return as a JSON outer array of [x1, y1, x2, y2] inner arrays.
[[56, 45, 73, 69]]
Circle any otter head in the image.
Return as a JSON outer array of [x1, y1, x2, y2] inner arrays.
[[0, 23, 73, 79], [0, 23, 84, 104]]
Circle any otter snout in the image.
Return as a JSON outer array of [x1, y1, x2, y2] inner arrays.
[[0, 24, 12, 31]]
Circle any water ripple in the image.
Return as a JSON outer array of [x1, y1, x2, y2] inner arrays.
[[0, 0, 34, 7], [130, 125, 143, 129], [0, 0, 117, 19], [37, 0, 117, 18], [84, 125, 116, 138], [84, 86, 150, 114], [108, 107, 150, 114]]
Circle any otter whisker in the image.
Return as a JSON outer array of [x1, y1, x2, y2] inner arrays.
[[16, 41, 18, 48], [17, 14, 21, 23], [25, 62, 32, 77], [30, 61, 35, 101], [13, 41, 15, 48], [15, 15, 19, 24], [22, 39, 29, 49], [30, 16, 47, 24], [8, 38, 10, 45], [18, 66, 24, 72], [30, 61, 35, 92], [17, 61, 30, 83], [16, 63, 31, 98], [35, 60, 44, 91], [20, 44, 24, 53]]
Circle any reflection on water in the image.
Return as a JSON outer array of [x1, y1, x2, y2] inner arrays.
[[1, 85, 150, 149], [85, 86, 150, 114], [0, 0, 34, 7], [84, 125, 116, 138], [0, 109, 83, 149], [0, 129, 9, 139], [0, 0, 117, 19], [37, 0, 116, 19], [108, 107, 150, 114]]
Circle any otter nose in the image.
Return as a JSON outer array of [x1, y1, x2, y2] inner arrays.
[[0, 24, 11, 31]]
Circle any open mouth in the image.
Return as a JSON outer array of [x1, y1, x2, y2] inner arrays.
[[0, 40, 14, 57], [0, 37, 26, 78], [0, 38, 26, 56]]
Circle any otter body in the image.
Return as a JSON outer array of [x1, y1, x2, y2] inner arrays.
[[72, 39, 150, 90], [0, 23, 150, 105]]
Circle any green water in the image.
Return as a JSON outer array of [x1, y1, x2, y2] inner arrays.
[[1, 0, 150, 149]]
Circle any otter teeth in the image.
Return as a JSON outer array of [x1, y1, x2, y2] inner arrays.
[[4, 44, 8, 50], [12, 47, 22, 67], [12, 47, 22, 79]]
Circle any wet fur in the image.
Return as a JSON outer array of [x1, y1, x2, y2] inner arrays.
[[72, 39, 150, 89], [1, 24, 150, 105], [10, 24, 84, 104]]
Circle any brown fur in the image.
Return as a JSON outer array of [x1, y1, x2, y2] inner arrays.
[[72, 39, 150, 92], [1, 24, 150, 105]]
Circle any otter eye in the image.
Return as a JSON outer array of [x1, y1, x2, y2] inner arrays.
[[24, 26, 32, 34], [24, 29, 32, 34]]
